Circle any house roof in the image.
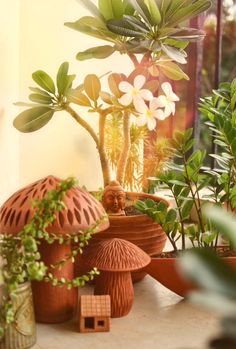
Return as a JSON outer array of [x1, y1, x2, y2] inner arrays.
[[80, 295, 111, 317]]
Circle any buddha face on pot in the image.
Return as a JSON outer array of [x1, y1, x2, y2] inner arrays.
[[102, 181, 126, 216]]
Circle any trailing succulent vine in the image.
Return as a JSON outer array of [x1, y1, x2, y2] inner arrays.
[[0, 178, 103, 338]]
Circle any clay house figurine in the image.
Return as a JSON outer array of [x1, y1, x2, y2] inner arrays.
[[82, 238, 151, 317], [79, 295, 111, 333]]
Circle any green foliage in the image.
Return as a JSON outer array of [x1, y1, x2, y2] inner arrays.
[[67, 0, 211, 80], [0, 178, 103, 338], [178, 206, 236, 342], [199, 78, 236, 211], [135, 128, 220, 251], [13, 62, 76, 133]]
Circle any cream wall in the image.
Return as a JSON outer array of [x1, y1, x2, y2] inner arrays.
[[0, 0, 20, 205], [18, 0, 132, 190]]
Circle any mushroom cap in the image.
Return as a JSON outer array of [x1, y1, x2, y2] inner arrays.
[[82, 238, 151, 272], [0, 175, 109, 236]]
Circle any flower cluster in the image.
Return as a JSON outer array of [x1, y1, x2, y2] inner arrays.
[[118, 75, 179, 131]]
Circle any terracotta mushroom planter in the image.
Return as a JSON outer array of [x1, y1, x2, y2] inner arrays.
[[91, 192, 168, 282], [82, 238, 151, 317], [145, 254, 236, 297], [0, 175, 109, 323]]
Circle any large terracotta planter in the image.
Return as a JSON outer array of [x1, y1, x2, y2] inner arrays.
[[145, 254, 236, 297], [91, 192, 167, 281]]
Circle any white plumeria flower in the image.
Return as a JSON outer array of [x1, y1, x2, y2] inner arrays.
[[118, 75, 153, 106], [135, 98, 165, 131], [155, 82, 180, 117]]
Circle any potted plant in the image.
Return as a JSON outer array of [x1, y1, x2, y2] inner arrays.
[[0, 178, 101, 349], [11, 0, 212, 262], [179, 205, 236, 349], [135, 78, 236, 296]]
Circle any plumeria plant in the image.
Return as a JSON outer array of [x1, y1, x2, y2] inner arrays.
[[13, 0, 211, 191]]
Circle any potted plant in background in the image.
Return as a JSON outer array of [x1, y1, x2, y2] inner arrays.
[[12, 0, 212, 266], [0, 177, 104, 349], [135, 78, 236, 296], [179, 206, 236, 349]]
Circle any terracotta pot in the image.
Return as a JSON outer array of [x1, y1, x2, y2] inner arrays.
[[0, 176, 109, 323], [32, 241, 77, 323], [92, 192, 168, 282], [145, 254, 236, 297]]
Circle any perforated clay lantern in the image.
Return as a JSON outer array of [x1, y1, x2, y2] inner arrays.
[[82, 238, 151, 317], [0, 175, 109, 323]]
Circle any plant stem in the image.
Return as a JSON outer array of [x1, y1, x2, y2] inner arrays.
[[65, 105, 99, 148], [116, 111, 131, 186], [171, 187, 186, 250], [65, 105, 111, 187], [128, 53, 139, 68], [99, 113, 111, 186]]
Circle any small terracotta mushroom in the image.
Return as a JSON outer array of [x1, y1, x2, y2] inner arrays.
[[0, 175, 109, 323], [82, 238, 151, 317]]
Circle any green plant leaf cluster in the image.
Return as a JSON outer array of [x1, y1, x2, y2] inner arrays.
[[135, 128, 220, 251], [200, 78, 236, 210], [66, 0, 211, 80], [13, 62, 75, 132]]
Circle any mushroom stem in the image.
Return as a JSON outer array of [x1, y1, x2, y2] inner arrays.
[[94, 271, 134, 318]]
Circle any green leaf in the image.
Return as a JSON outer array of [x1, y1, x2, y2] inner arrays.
[[29, 87, 52, 97], [56, 62, 69, 96], [179, 248, 236, 298], [29, 93, 52, 105], [13, 107, 54, 133], [170, 27, 205, 42], [84, 74, 101, 101], [107, 18, 145, 37], [76, 45, 115, 61], [166, 208, 177, 222], [166, 1, 212, 27], [68, 90, 91, 106], [32, 70, 55, 94], [123, 0, 135, 15], [204, 206, 236, 250], [127, 0, 152, 26], [99, 0, 114, 20], [144, 0, 161, 25], [158, 61, 189, 81], [111, 0, 125, 19], [181, 199, 194, 220], [65, 16, 117, 43], [161, 44, 187, 64]]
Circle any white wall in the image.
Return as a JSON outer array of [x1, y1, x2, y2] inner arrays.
[[18, 0, 132, 190], [0, 0, 20, 205]]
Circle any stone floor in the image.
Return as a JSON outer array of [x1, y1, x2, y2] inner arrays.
[[32, 275, 220, 349]]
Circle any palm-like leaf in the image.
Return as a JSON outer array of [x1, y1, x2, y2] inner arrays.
[[68, 0, 211, 65]]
